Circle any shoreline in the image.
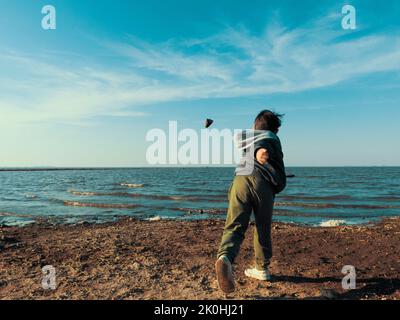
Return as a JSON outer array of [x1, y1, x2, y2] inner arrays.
[[0, 212, 391, 228], [1, 217, 399, 300]]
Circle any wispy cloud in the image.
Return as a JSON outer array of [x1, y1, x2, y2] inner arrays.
[[1, 14, 399, 126]]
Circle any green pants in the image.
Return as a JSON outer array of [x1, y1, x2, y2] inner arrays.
[[217, 175, 275, 270]]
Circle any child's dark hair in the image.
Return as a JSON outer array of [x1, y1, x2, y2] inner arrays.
[[254, 110, 284, 133]]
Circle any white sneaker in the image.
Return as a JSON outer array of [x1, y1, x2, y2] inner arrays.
[[215, 255, 235, 293], [245, 267, 271, 281]]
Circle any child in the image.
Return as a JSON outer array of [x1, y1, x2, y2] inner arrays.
[[215, 110, 286, 293]]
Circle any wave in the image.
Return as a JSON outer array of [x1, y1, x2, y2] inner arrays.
[[24, 194, 38, 199], [275, 201, 400, 210], [63, 200, 225, 214], [63, 200, 141, 209], [0, 212, 50, 224], [171, 207, 226, 215], [176, 187, 227, 194], [67, 190, 225, 202], [68, 190, 98, 196], [119, 183, 145, 188], [66, 189, 400, 209], [279, 195, 352, 201], [280, 194, 400, 202], [369, 196, 400, 202], [319, 220, 347, 227], [0, 211, 35, 218], [273, 209, 381, 219], [131, 192, 225, 202]]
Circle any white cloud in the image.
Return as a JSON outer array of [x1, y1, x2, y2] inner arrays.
[[1, 16, 399, 126]]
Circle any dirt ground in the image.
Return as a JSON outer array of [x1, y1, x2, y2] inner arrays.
[[0, 217, 399, 300]]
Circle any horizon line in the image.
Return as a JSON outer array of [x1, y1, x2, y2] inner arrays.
[[0, 165, 399, 172]]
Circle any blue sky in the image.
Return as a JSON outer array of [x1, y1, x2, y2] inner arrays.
[[0, 0, 399, 166]]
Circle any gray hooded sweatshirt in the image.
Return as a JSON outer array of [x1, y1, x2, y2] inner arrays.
[[235, 130, 286, 194]]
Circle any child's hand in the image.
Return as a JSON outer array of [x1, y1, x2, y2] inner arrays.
[[256, 148, 269, 165]]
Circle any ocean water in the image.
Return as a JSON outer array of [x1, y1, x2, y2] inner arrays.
[[0, 167, 399, 226]]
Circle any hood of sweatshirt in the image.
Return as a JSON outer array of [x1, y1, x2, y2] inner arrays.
[[235, 129, 280, 152]]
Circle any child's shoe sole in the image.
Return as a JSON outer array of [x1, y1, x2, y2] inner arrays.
[[215, 258, 235, 293], [244, 268, 271, 281]]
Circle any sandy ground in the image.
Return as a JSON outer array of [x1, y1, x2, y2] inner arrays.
[[0, 217, 399, 300]]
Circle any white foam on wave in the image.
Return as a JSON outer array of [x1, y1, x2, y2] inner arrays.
[[24, 194, 38, 199], [319, 219, 347, 227], [68, 190, 97, 196], [147, 215, 161, 221], [120, 183, 144, 188]]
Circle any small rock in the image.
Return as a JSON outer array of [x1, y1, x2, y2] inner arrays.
[[320, 256, 330, 264], [204, 118, 214, 128], [132, 262, 141, 270]]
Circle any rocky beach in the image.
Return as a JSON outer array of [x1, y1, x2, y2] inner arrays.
[[1, 217, 399, 300]]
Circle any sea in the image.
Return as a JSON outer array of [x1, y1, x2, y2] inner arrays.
[[0, 167, 399, 227]]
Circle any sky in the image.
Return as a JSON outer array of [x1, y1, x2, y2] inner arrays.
[[0, 0, 399, 167]]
